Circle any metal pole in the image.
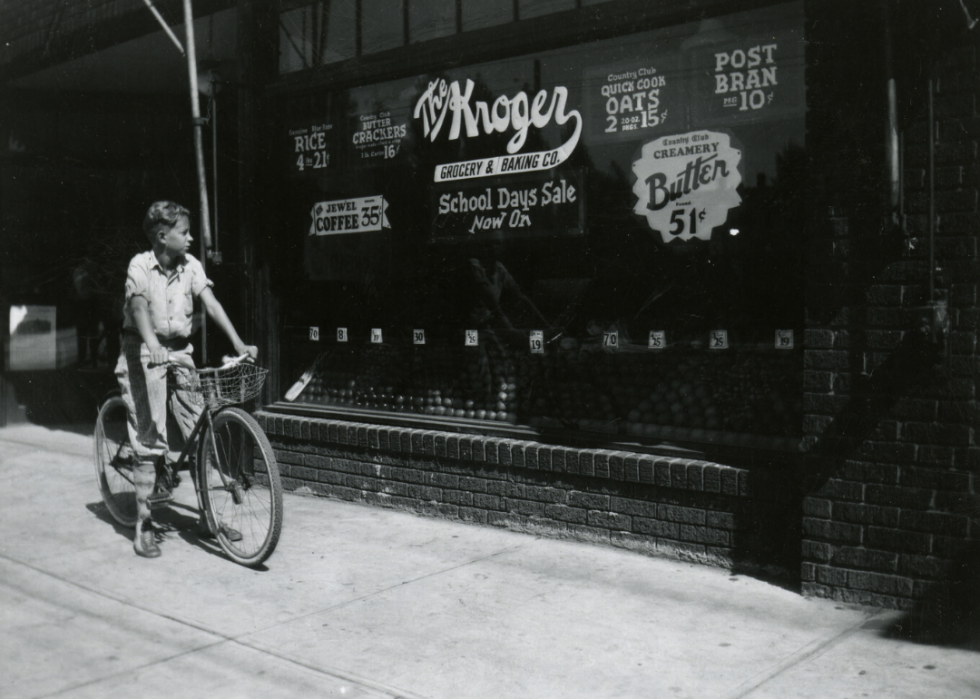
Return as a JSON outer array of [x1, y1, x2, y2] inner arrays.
[[183, 0, 211, 363], [142, 0, 185, 55], [211, 75, 220, 259], [928, 78, 935, 302], [882, 0, 899, 216], [183, 0, 212, 250]]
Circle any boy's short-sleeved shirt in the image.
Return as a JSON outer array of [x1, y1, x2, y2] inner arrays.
[[122, 251, 212, 340]]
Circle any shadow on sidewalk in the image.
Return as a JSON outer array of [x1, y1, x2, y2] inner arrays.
[[4, 368, 114, 426], [880, 541, 980, 652], [85, 499, 261, 567]]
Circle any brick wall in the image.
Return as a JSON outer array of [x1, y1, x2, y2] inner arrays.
[[800, 4, 980, 610], [257, 412, 798, 573]]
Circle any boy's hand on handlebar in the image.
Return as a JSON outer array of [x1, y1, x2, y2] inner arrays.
[[239, 345, 259, 363], [148, 346, 169, 366]]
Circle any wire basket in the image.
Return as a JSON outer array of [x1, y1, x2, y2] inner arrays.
[[175, 362, 268, 411]]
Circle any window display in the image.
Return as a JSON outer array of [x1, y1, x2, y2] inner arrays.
[[272, 2, 806, 452]]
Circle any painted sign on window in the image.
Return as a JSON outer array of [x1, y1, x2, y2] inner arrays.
[[631, 130, 742, 243], [309, 196, 390, 235], [414, 79, 583, 183], [690, 25, 805, 127], [432, 170, 583, 241], [583, 56, 681, 144]]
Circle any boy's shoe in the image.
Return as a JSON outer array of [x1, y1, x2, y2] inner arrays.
[[218, 525, 243, 543], [196, 515, 243, 543], [134, 519, 161, 558]]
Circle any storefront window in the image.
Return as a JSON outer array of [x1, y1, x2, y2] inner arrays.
[[275, 2, 805, 451], [279, 1, 356, 71], [410, 0, 457, 43], [280, 1, 598, 73], [519, 0, 576, 20], [461, 0, 514, 31], [361, 0, 405, 54]]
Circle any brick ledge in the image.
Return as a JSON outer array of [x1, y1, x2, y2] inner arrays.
[[256, 411, 755, 497]]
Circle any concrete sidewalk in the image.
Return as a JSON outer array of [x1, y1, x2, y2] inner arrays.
[[1, 423, 977, 699]]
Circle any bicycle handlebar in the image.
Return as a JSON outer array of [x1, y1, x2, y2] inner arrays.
[[148, 352, 254, 370], [218, 353, 254, 369]]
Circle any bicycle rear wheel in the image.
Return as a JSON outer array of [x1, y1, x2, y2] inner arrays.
[[199, 407, 282, 567], [94, 395, 138, 527]]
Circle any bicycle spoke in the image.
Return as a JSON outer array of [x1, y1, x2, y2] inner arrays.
[[201, 408, 281, 566], [95, 396, 138, 528], [217, 425, 241, 483], [111, 465, 135, 486]]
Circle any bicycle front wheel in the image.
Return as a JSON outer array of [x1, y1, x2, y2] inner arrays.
[[200, 408, 282, 567], [94, 394, 138, 527]]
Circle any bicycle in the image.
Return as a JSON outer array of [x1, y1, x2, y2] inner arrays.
[[93, 355, 283, 567]]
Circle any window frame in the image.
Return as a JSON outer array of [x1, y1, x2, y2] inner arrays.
[[264, 0, 807, 464]]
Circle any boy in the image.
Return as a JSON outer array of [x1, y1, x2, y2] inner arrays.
[[116, 201, 257, 558]]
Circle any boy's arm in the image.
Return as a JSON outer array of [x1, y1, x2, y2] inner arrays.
[[199, 287, 258, 361], [130, 297, 169, 365]]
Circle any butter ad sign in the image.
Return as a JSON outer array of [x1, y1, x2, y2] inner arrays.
[[414, 78, 583, 183], [310, 196, 390, 236], [433, 172, 583, 241], [632, 131, 742, 243]]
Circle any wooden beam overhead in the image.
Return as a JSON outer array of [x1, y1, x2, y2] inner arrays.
[[0, 0, 236, 85]]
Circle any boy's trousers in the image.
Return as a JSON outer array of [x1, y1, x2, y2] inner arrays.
[[115, 333, 203, 524]]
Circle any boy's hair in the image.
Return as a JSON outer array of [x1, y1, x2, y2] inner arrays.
[[142, 201, 190, 242]]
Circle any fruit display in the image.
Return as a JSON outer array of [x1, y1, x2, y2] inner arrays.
[[614, 351, 802, 449], [296, 336, 521, 423], [291, 334, 803, 449]]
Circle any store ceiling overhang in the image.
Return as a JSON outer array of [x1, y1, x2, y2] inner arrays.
[[4, 1, 236, 95]]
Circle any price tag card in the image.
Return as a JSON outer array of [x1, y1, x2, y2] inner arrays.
[[529, 330, 544, 354], [309, 326, 320, 341], [648, 330, 666, 349], [775, 329, 794, 349], [413, 329, 426, 345], [465, 329, 479, 346], [602, 331, 620, 350], [709, 330, 729, 350], [371, 328, 383, 344], [336, 327, 348, 342]]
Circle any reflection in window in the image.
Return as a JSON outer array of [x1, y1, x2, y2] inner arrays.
[[462, 0, 514, 31], [279, 2, 356, 73], [409, 0, 456, 43], [519, 0, 576, 20], [362, 0, 405, 54]]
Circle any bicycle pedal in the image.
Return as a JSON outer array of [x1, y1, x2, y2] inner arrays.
[[147, 491, 174, 508]]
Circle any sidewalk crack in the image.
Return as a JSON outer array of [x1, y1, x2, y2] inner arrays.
[[723, 608, 885, 699]]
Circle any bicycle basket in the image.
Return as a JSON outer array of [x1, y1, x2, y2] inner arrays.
[[176, 363, 268, 410]]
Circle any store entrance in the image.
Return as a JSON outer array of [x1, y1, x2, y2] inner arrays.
[[0, 9, 240, 426]]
